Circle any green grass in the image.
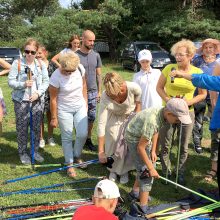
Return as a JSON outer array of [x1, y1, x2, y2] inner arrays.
[[0, 62, 217, 214]]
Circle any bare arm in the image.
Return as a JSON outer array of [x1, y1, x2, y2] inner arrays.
[[98, 136, 107, 163], [137, 136, 159, 178], [134, 101, 141, 113], [49, 85, 59, 128], [0, 58, 11, 76], [82, 76, 88, 107], [187, 88, 207, 106], [156, 74, 170, 103], [96, 67, 102, 101], [51, 53, 61, 68], [151, 132, 158, 163]]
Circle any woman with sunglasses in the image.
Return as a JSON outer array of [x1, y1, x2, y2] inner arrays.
[[51, 34, 80, 68], [156, 39, 207, 185], [49, 52, 88, 178], [8, 38, 49, 165]]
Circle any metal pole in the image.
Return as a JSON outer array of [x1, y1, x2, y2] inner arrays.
[[175, 123, 182, 188], [160, 176, 218, 203], [2, 159, 99, 185]]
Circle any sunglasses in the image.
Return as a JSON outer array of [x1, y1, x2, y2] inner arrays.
[[24, 50, 37, 55]]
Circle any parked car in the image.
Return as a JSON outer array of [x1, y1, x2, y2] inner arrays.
[[121, 41, 172, 71], [0, 47, 22, 65]]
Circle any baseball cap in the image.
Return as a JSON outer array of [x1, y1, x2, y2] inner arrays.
[[93, 179, 120, 199], [166, 98, 192, 124], [138, 49, 152, 62]]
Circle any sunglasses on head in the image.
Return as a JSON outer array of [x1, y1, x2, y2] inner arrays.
[[24, 50, 36, 55]]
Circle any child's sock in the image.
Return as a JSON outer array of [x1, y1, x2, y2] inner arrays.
[[140, 205, 149, 214]]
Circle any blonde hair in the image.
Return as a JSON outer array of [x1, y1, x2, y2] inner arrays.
[[171, 39, 196, 57], [59, 52, 80, 71], [38, 45, 48, 58], [103, 72, 124, 97], [24, 38, 40, 51]]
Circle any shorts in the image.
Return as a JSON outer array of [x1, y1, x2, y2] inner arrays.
[[127, 140, 154, 192], [88, 91, 97, 122]]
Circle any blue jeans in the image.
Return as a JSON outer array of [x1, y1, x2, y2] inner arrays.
[[58, 105, 88, 164]]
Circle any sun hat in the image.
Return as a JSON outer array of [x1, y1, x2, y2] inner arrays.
[[166, 98, 192, 125], [197, 38, 220, 55], [138, 49, 152, 62], [93, 179, 120, 199]]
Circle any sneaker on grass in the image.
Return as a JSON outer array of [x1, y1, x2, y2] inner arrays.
[[48, 137, 56, 146], [20, 153, 31, 165], [34, 152, 44, 163], [39, 139, 45, 148]]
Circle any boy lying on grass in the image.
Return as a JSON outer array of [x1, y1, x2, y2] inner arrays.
[[125, 98, 192, 214]]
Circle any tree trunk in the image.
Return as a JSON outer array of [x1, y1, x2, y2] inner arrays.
[[102, 26, 117, 61]]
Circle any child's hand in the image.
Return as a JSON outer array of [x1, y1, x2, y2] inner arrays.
[[151, 151, 157, 163], [149, 168, 159, 178]]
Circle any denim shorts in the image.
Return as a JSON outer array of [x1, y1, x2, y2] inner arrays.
[[127, 141, 154, 192], [88, 91, 97, 122]]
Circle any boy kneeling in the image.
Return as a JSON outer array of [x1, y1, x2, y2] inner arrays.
[[125, 98, 192, 213]]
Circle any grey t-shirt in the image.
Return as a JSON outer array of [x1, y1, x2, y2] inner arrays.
[[76, 50, 102, 92]]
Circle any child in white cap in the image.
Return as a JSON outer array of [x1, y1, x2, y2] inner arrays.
[[72, 179, 120, 220], [133, 49, 162, 110], [125, 98, 191, 214]]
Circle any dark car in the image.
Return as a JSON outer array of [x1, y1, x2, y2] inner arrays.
[[121, 41, 172, 72], [0, 47, 22, 65]]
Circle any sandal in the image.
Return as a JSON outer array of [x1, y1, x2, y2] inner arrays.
[[67, 167, 77, 178], [204, 169, 217, 182], [74, 158, 87, 169]]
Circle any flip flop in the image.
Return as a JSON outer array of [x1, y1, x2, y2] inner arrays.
[[74, 158, 88, 169], [67, 167, 77, 178]]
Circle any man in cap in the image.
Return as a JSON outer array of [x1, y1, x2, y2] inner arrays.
[[72, 179, 120, 220], [125, 98, 191, 214]]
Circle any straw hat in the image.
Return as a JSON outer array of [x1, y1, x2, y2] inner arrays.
[[197, 38, 220, 55]]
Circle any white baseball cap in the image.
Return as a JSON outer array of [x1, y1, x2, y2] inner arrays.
[[138, 49, 152, 62], [93, 179, 120, 199], [166, 98, 192, 125]]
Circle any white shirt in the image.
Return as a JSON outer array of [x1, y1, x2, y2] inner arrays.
[[49, 64, 86, 111], [133, 67, 162, 110]]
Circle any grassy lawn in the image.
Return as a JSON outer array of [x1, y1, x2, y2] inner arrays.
[[0, 62, 217, 215]]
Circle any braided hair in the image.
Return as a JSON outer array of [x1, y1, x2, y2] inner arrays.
[[103, 72, 124, 97]]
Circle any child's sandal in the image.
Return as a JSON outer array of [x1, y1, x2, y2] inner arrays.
[[67, 167, 77, 178], [204, 169, 217, 182]]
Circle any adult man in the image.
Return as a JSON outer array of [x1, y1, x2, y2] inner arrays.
[[72, 179, 120, 220], [76, 30, 102, 151]]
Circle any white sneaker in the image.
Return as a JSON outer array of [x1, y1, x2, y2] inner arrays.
[[109, 172, 117, 182], [39, 139, 45, 148], [120, 173, 129, 184], [48, 137, 56, 146]]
